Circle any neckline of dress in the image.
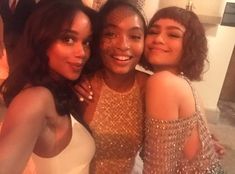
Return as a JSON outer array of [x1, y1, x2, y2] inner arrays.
[[98, 71, 137, 95]]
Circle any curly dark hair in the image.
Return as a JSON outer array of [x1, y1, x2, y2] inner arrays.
[[140, 6, 208, 81], [0, 0, 96, 124], [83, 0, 147, 74]]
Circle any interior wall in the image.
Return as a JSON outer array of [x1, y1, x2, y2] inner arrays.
[[193, 0, 235, 115], [143, 0, 159, 21]]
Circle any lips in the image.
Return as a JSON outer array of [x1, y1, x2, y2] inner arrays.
[[112, 55, 132, 61], [68, 62, 84, 71], [149, 47, 169, 52]]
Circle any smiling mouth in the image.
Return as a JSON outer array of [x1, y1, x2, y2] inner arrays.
[[112, 56, 131, 61], [149, 47, 169, 52], [68, 62, 84, 70]]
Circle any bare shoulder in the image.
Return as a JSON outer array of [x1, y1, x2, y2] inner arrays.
[[148, 71, 189, 90], [147, 71, 178, 90], [146, 71, 182, 104], [13, 86, 54, 106], [145, 71, 191, 120], [7, 86, 55, 120]]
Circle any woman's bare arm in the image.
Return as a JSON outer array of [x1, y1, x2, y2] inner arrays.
[[0, 87, 50, 173]]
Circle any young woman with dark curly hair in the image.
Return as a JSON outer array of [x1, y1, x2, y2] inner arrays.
[[143, 6, 224, 173]]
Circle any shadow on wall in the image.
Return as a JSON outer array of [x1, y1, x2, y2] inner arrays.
[[219, 45, 235, 102]]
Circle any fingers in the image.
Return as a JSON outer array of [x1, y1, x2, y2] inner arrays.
[[74, 76, 93, 103], [215, 144, 225, 158], [211, 134, 226, 159], [213, 140, 226, 159], [75, 84, 93, 102]]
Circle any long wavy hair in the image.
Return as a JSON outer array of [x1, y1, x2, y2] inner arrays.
[[0, 0, 96, 123], [141, 6, 208, 81], [83, 0, 147, 74]]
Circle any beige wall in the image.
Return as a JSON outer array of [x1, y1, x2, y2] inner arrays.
[[143, 0, 159, 21], [194, 0, 235, 116]]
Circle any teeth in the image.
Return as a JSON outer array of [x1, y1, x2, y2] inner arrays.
[[113, 56, 130, 61]]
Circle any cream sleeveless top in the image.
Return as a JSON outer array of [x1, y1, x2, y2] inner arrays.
[[32, 117, 95, 174]]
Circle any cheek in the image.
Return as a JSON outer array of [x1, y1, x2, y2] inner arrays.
[[85, 48, 91, 60], [100, 38, 113, 51], [100, 41, 113, 59], [144, 36, 153, 47], [47, 48, 66, 70], [47, 48, 57, 68], [174, 42, 184, 57], [144, 36, 151, 46], [48, 56, 62, 72], [131, 41, 144, 62], [171, 42, 184, 64], [144, 39, 151, 56]]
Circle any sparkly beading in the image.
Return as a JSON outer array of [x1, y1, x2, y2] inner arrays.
[[89, 73, 144, 174], [143, 75, 224, 174]]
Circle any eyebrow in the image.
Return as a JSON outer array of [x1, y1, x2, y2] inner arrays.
[[151, 24, 185, 32], [61, 29, 92, 35], [103, 23, 144, 32], [60, 29, 78, 35], [59, 29, 92, 40]]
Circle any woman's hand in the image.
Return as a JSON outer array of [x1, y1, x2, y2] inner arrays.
[[211, 134, 225, 159], [74, 75, 93, 103]]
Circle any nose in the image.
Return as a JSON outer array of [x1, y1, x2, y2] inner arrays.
[[153, 33, 165, 44], [74, 42, 87, 58], [116, 35, 130, 51]]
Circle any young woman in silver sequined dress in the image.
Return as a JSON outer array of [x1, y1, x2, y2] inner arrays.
[[143, 6, 224, 174]]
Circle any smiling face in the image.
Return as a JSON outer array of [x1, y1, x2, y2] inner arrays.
[[145, 18, 185, 73], [47, 11, 92, 81], [99, 5, 145, 75]]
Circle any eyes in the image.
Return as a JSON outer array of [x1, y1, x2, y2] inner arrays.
[[59, 32, 92, 47], [60, 34, 76, 44], [147, 28, 184, 39], [102, 28, 143, 42]]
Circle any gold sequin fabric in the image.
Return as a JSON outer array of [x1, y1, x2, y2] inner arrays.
[[143, 75, 224, 174], [89, 74, 144, 174]]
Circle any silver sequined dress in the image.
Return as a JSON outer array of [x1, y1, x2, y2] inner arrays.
[[143, 75, 224, 174]]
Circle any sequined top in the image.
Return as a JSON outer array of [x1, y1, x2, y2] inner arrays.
[[89, 73, 144, 174], [143, 76, 224, 174]]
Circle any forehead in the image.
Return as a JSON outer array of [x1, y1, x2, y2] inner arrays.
[[104, 5, 144, 29], [71, 11, 91, 28], [65, 11, 92, 38], [62, 10, 90, 28]]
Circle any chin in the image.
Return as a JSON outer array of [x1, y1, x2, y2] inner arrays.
[[67, 74, 81, 81], [114, 68, 133, 75]]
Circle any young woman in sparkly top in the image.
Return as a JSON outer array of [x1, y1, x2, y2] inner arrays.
[[76, 0, 148, 173], [143, 6, 224, 173]]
